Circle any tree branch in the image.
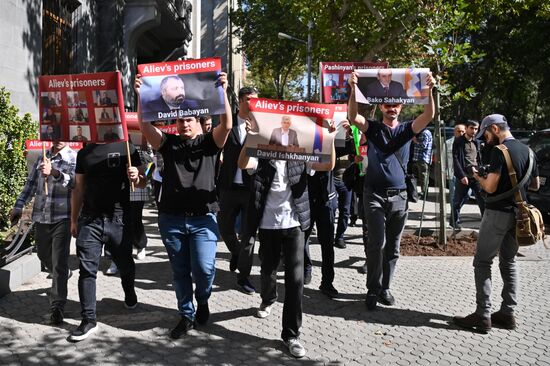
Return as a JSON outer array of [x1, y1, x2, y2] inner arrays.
[[362, 0, 384, 27]]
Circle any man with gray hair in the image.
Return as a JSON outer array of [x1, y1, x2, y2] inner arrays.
[[454, 114, 539, 333]]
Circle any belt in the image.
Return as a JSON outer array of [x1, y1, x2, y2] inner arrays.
[[230, 183, 249, 191], [374, 188, 406, 197], [183, 211, 209, 217]]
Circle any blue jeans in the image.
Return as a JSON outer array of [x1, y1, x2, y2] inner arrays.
[[76, 214, 135, 321], [334, 178, 352, 241], [158, 212, 219, 321], [452, 178, 485, 226]]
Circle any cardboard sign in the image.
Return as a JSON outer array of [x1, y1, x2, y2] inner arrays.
[[244, 98, 344, 163], [137, 57, 224, 122], [38, 71, 127, 143]]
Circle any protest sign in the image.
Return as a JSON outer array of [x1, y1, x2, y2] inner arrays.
[[354, 68, 431, 105], [137, 57, 224, 122], [320, 61, 388, 103], [244, 98, 343, 163], [38, 71, 127, 143]]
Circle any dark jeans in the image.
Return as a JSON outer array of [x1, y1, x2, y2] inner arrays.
[[258, 227, 304, 341], [304, 198, 335, 286], [35, 219, 71, 311], [452, 178, 485, 226], [76, 214, 135, 321], [218, 188, 255, 281], [364, 190, 408, 294], [128, 201, 147, 249], [334, 178, 352, 241], [412, 161, 430, 194]]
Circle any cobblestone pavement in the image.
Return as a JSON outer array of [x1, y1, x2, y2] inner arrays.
[[1, 204, 549, 365]]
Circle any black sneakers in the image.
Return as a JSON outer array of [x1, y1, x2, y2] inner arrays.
[[170, 317, 195, 339], [453, 313, 492, 333], [334, 238, 347, 249], [124, 290, 138, 309], [378, 290, 396, 306], [237, 278, 256, 295], [365, 292, 378, 311], [50, 308, 64, 325], [69, 319, 98, 341], [491, 310, 517, 330], [196, 303, 210, 325], [319, 284, 339, 299]]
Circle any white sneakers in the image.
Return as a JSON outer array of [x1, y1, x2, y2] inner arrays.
[[136, 248, 146, 260], [256, 303, 272, 318], [284, 338, 306, 358], [105, 261, 118, 275]]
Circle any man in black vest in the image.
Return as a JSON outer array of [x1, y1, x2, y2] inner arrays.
[[238, 119, 336, 358], [217, 86, 259, 294]]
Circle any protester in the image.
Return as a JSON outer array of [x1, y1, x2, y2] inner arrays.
[[69, 141, 144, 341], [451, 120, 485, 230], [238, 118, 336, 358], [217, 86, 259, 294], [348, 70, 435, 311], [454, 114, 539, 333], [10, 141, 77, 325], [135, 72, 232, 339], [411, 128, 433, 198], [303, 170, 338, 296], [445, 123, 466, 222], [199, 115, 213, 133]]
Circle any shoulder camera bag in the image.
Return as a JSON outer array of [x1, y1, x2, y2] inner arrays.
[[496, 145, 545, 247]]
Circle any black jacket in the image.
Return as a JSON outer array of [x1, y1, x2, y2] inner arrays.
[[217, 114, 251, 190], [244, 160, 310, 238], [452, 135, 481, 180]]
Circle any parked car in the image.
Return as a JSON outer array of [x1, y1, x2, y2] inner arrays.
[[511, 129, 536, 144], [527, 130, 550, 220]]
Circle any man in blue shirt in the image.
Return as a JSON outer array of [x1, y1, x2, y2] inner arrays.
[[348, 71, 435, 310]]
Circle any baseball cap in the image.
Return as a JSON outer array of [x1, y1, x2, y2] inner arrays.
[[476, 114, 509, 140]]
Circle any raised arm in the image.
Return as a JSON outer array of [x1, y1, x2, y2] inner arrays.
[[134, 75, 163, 150], [411, 72, 435, 134], [347, 71, 369, 133], [212, 72, 232, 148]]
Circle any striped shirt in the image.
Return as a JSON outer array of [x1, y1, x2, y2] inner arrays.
[[14, 146, 77, 223]]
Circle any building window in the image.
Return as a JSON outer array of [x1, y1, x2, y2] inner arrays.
[[42, 0, 80, 75]]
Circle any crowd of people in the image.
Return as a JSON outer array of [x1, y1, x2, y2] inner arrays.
[[9, 69, 540, 358]]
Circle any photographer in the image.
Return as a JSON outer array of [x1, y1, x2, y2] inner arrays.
[[454, 114, 539, 333], [451, 120, 485, 230]]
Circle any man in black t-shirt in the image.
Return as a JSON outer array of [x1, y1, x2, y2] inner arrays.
[[348, 71, 435, 311], [454, 114, 539, 333], [135, 72, 232, 339], [69, 141, 145, 341]]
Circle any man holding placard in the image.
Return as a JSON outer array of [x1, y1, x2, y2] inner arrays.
[[135, 70, 232, 339], [348, 69, 435, 311]]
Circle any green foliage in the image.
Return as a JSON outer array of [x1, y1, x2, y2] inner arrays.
[[233, 1, 550, 127], [0, 87, 37, 231]]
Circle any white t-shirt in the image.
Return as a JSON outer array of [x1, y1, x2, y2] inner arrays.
[[233, 116, 248, 185]]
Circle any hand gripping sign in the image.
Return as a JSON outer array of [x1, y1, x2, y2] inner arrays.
[[244, 98, 344, 163], [137, 57, 225, 122]]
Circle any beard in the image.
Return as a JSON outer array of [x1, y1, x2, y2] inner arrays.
[[486, 131, 500, 145]]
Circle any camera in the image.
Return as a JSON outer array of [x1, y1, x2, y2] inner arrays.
[[466, 164, 490, 178]]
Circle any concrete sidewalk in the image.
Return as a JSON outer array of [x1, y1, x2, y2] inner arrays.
[[0, 206, 549, 365]]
